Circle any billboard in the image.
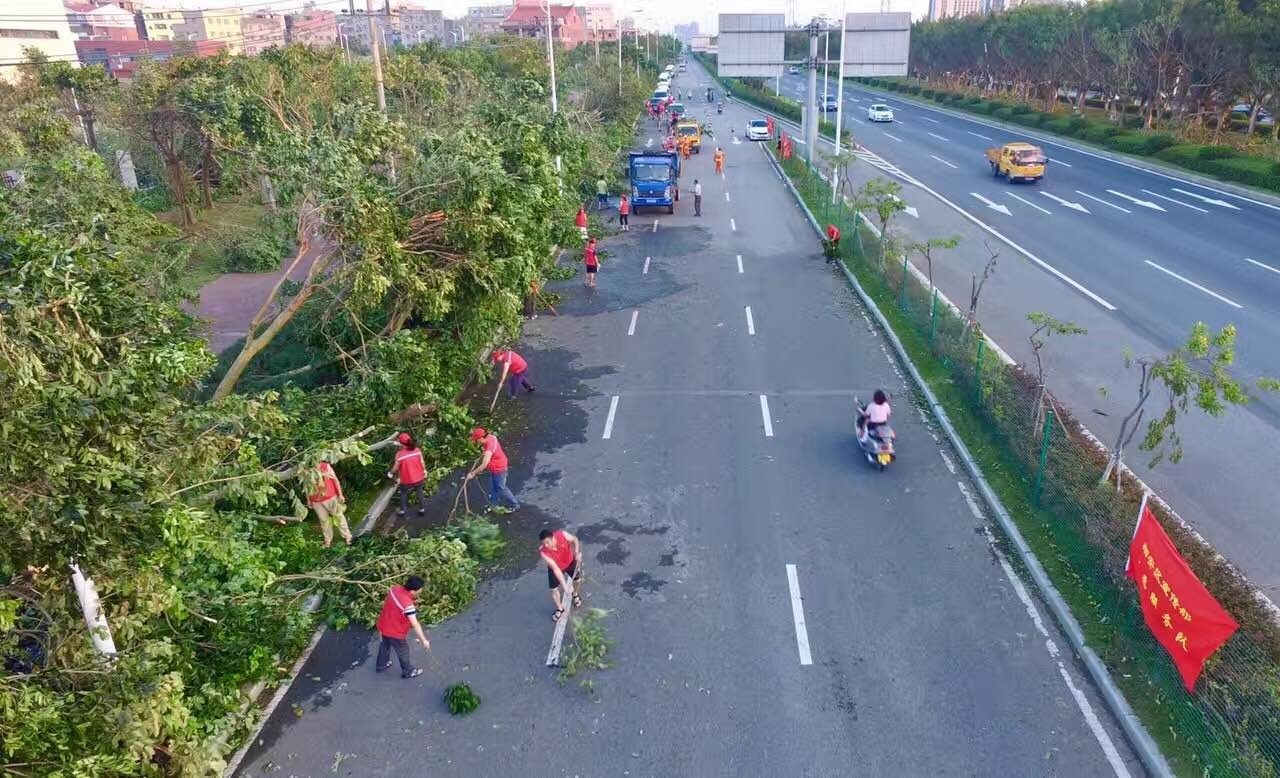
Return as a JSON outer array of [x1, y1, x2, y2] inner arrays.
[[716, 13, 784, 78], [842, 12, 910, 76]]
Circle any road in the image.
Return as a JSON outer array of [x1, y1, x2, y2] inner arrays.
[[232, 63, 1142, 777], [773, 71, 1280, 598]]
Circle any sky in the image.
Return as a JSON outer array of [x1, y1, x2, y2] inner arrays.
[[154, 0, 929, 33]]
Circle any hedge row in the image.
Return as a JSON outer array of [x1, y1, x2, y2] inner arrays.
[[856, 77, 1280, 195]]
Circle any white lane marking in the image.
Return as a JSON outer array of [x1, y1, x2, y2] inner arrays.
[[545, 593, 572, 666], [1076, 190, 1131, 213], [759, 394, 774, 437], [927, 131, 950, 142], [645, 137, 653, 148], [922, 116, 941, 124], [1107, 189, 1166, 211], [1171, 187, 1241, 210], [1141, 189, 1208, 213], [725, 191, 731, 202], [1245, 257, 1280, 275], [602, 395, 619, 439], [970, 192, 1012, 216], [938, 450, 957, 474], [851, 117, 866, 125], [1049, 158, 1073, 167], [652, 219, 659, 232], [730, 218, 737, 231], [889, 193, 919, 218], [883, 132, 903, 142], [642, 256, 651, 274], [785, 564, 813, 666], [1145, 260, 1244, 309], [929, 154, 957, 169], [745, 306, 755, 335], [1041, 191, 1090, 213], [736, 254, 744, 273], [968, 130, 993, 141], [627, 310, 639, 336], [959, 484, 1131, 778], [1008, 192, 1052, 215]]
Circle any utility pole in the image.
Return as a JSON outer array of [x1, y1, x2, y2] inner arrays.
[[823, 30, 829, 104], [803, 19, 819, 163], [365, 0, 386, 113], [594, 21, 599, 65], [832, 2, 847, 204], [617, 20, 623, 95]]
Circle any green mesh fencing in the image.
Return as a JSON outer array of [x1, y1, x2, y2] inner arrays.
[[770, 144, 1280, 778]]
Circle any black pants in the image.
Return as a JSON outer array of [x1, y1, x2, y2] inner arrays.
[[398, 482, 426, 514], [694, 194, 702, 216], [376, 635, 414, 676]]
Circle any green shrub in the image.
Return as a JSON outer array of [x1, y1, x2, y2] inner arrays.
[[1106, 132, 1176, 156], [907, 85, 922, 95], [922, 88, 936, 99], [994, 107, 1017, 120], [1043, 118, 1074, 134], [132, 186, 174, 213], [443, 515, 506, 561], [220, 231, 290, 273], [1083, 124, 1123, 143], [1066, 117, 1090, 135], [972, 101, 999, 115], [1196, 145, 1236, 160], [1010, 110, 1047, 127]]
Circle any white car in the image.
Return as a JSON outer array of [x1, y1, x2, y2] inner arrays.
[[746, 119, 771, 141], [867, 103, 894, 122], [788, 65, 800, 75]]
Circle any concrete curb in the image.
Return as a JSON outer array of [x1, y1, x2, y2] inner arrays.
[[761, 142, 1174, 778], [849, 82, 1280, 210]]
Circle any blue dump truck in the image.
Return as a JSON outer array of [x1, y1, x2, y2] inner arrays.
[[628, 151, 680, 215]]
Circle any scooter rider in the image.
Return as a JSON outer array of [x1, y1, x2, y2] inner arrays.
[[858, 390, 892, 443]]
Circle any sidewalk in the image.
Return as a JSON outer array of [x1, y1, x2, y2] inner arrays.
[[194, 242, 327, 354]]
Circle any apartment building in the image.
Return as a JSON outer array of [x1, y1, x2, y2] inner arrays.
[[65, 2, 140, 41], [285, 10, 339, 47], [582, 3, 617, 40], [400, 7, 445, 44], [1, 0, 79, 82], [500, 1, 586, 49], [463, 4, 512, 38], [241, 13, 286, 55]]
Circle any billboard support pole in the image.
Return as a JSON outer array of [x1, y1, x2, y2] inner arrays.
[[804, 20, 820, 164], [832, 2, 847, 204]]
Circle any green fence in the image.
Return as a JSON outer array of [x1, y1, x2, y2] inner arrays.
[[771, 145, 1280, 777]]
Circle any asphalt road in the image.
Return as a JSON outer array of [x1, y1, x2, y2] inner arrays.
[[233, 63, 1142, 777], [773, 72, 1280, 598]]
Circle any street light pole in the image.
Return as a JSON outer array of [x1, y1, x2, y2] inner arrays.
[[832, 2, 847, 204], [540, 0, 561, 174], [364, 0, 386, 113], [823, 30, 829, 104], [617, 19, 623, 95]]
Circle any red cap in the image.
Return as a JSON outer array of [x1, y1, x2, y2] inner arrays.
[[470, 427, 486, 441], [397, 432, 411, 444], [492, 349, 506, 361]]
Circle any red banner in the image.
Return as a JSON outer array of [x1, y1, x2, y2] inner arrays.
[[1126, 499, 1238, 691]]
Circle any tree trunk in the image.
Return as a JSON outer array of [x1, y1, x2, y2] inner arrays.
[[1247, 104, 1260, 137], [163, 151, 193, 227], [83, 113, 99, 152], [200, 136, 214, 209], [1077, 87, 1088, 113]]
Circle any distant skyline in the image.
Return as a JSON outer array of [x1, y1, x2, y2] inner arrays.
[[156, 0, 929, 32]]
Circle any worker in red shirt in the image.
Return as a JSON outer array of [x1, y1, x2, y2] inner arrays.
[[493, 348, 534, 397], [388, 432, 428, 517], [307, 460, 351, 548], [825, 223, 841, 263], [466, 427, 519, 512], [539, 528, 583, 622], [375, 575, 430, 679], [618, 193, 630, 231], [574, 205, 589, 240], [583, 237, 599, 288]]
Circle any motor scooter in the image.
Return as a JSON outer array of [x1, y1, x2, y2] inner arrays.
[[855, 397, 896, 471], [717, 102, 723, 114]]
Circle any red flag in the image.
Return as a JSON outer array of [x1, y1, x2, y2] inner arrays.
[[1126, 497, 1238, 691]]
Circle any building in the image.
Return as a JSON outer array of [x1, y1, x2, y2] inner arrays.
[[581, 3, 616, 40], [285, 10, 339, 47], [75, 38, 225, 80], [928, 0, 981, 18], [673, 21, 698, 44], [501, 1, 586, 48], [690, 34, 714, 52], [339, 7, 399, 51], [178, 9, 244, 54], [463, 4, 512, 38], [138, 8, 184, 41], [240, 13, 286, 55], [400, 7, 445, 45], [1, 0, 79, 82]]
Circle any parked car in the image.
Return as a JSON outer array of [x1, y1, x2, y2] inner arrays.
[[822, 94, 839, 112], [1231, 103, 1275, 127], [746, 118, 771, 141], [867, 103, 894, 122], [788, 65, 800, 75]]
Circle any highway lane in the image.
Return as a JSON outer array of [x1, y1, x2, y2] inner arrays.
[[234, 63, 1140, 777], [773, 72, 1280, 597]]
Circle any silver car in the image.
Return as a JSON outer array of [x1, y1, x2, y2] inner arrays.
[[746, 119, 771, 141]]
